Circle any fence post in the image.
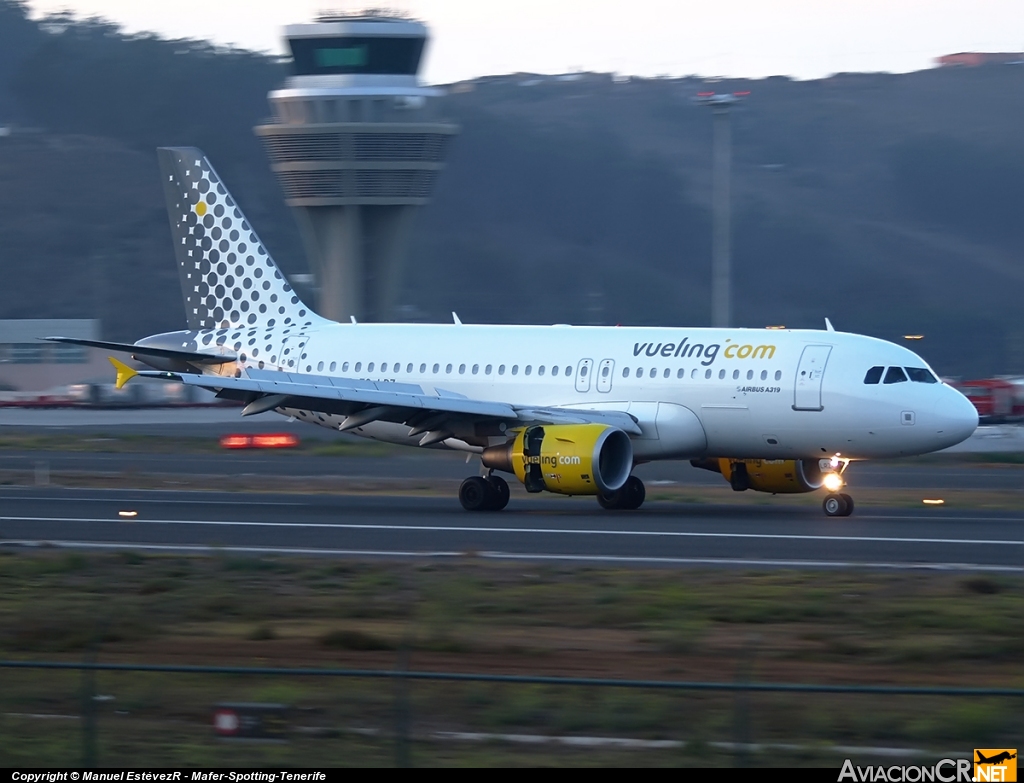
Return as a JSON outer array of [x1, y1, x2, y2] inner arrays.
[[394, 641, 410, 767], [733, 634, 758, 767], [81, 653, 97, 766]]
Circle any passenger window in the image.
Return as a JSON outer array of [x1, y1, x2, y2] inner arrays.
[[432, 363, 439, 373], [760, 370, 767, 381], [459, 364, 466, 374], [705, 369, 712, 379], [407, 363, 413, 373], [472, 364, 479, 375], [663, 368, 670, 379], [691, 369, 698, 379], [317, 361, 324, 372], [718, 369, 726, 379], [637, 368, 644, 378], [355, 362, 362, 372], [342, 362, 349, 372], [525, 365, 532, 376], [650, 368, 657, 377], [884, 366, 908, 384], [565, 366, 572, 376], [485, 364, 492, 375], [864, 366, 884, 384], [677, 368, 684, 379], [623, 367, 630, 378], [774, 370, 782, 381], [498, 365, 505, 375], [330, 361, 337, 372], [446, 363, 452, 374], [580, 365, 588, 377], [552, 365, 559, 376], [905, 367, 938, 384], [420, 363, 426, 373], [369, 362, 376, 372], [601, 366, 609, 378], [733, 369, 739, 380], [538, 366, 545, 376], [746, 370, 753, 380], [512, 365, 519, 375]]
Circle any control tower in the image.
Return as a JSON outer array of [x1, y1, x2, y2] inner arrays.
[[255, 12, 457, 322]]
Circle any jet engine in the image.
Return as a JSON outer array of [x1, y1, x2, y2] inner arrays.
[[482, 424, 633, 495], [691, 457, 826, 494]]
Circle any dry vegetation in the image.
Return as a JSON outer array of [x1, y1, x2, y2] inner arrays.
[[0, 551, 1021, 765]]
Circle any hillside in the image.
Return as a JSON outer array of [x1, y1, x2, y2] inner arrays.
[[0, 1, 1021, 377]]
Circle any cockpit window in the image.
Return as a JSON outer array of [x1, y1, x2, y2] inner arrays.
[[863, 366, 884, 384], [883, 366, 908, 384], [905, 367, 938, 384]]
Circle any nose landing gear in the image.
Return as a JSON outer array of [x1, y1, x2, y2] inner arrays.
[[823, 493, 854, 517]]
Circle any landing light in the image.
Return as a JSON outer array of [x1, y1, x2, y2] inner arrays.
[[904, 335, 924, 340], [922, 499, 945, 505], [118, 510, 138, 518], [822, 473, 844, 492], [765, 325, 786, 330]]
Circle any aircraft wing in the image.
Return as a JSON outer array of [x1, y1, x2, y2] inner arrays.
[[133, 366, 642, 440]]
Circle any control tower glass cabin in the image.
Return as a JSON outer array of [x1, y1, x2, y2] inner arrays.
[[256, 14, 457, 322]]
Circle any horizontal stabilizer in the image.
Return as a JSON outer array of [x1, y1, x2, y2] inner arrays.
[[44, 337, 236, 365]]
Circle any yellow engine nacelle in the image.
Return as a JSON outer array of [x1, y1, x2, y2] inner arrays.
[[691, 458, 826, 494], [481, 424, 633, 495]]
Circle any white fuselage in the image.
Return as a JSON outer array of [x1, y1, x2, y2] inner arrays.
[[237, 322, 979, 461]]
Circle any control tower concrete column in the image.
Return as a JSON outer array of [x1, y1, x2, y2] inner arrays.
[[255, 13, 457, 322]]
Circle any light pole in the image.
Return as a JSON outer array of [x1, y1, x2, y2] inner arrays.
[[697, 91, 747, 328]]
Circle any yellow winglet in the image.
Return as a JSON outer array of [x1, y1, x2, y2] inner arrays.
[[108, 356, 138, 390]]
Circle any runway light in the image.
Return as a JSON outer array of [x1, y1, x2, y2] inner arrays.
[[922, 498, 945, 505], [118, 510, 138, 518], [823, 473, 844, 492]]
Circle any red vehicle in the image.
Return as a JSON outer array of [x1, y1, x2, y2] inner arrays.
[[955, 377, 1024, 422]]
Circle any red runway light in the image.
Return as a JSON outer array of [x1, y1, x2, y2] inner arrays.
[[219, 434, 252, 449], [220, 433, 299, 449], [252, 433, 299, 449]]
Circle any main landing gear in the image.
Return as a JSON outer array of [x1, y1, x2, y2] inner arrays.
[[597, 475, 646, 511], [823, 493, 854, 517], [459, 474, 510, 511]]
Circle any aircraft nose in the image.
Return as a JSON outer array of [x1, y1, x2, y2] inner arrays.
[[932, 387, 979, 448]]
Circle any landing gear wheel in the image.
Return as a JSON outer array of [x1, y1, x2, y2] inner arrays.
[[486, 475, 510, 511], [598, 476, 646, 510], [459, 476, 491, 511], [823, 493, 851, 517], [621, 475, 646, 510], [839, 493, 854, 516]]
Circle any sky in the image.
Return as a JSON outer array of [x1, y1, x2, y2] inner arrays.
[[23, 0, 1024, 84]]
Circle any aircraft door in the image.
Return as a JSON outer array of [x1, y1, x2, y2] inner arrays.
[[793, 345, 832, 411], [575, 359, 594, 393], [597, 359, 615, 393]]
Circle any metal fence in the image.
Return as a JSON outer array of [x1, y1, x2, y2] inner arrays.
[[2, 659, 1022, 767]]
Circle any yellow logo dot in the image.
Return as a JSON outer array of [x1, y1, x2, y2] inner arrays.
[[195, 201, 207, 216]]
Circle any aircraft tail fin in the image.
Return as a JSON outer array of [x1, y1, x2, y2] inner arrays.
[[156, 147, 321, 332]]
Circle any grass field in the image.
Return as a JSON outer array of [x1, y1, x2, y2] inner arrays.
[[0, 551, 1021, 766]]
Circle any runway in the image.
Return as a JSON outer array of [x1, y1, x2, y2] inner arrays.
[[1, 487, 1020, 571], [2, 449, 1024, 489]]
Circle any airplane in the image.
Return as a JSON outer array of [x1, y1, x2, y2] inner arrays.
[[47, 148, 979, 517], [976, 751, 1016, 765]]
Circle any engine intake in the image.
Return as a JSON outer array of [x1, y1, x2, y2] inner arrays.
[[482, 424, 633, 495], [691, 457, 825, 494]]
